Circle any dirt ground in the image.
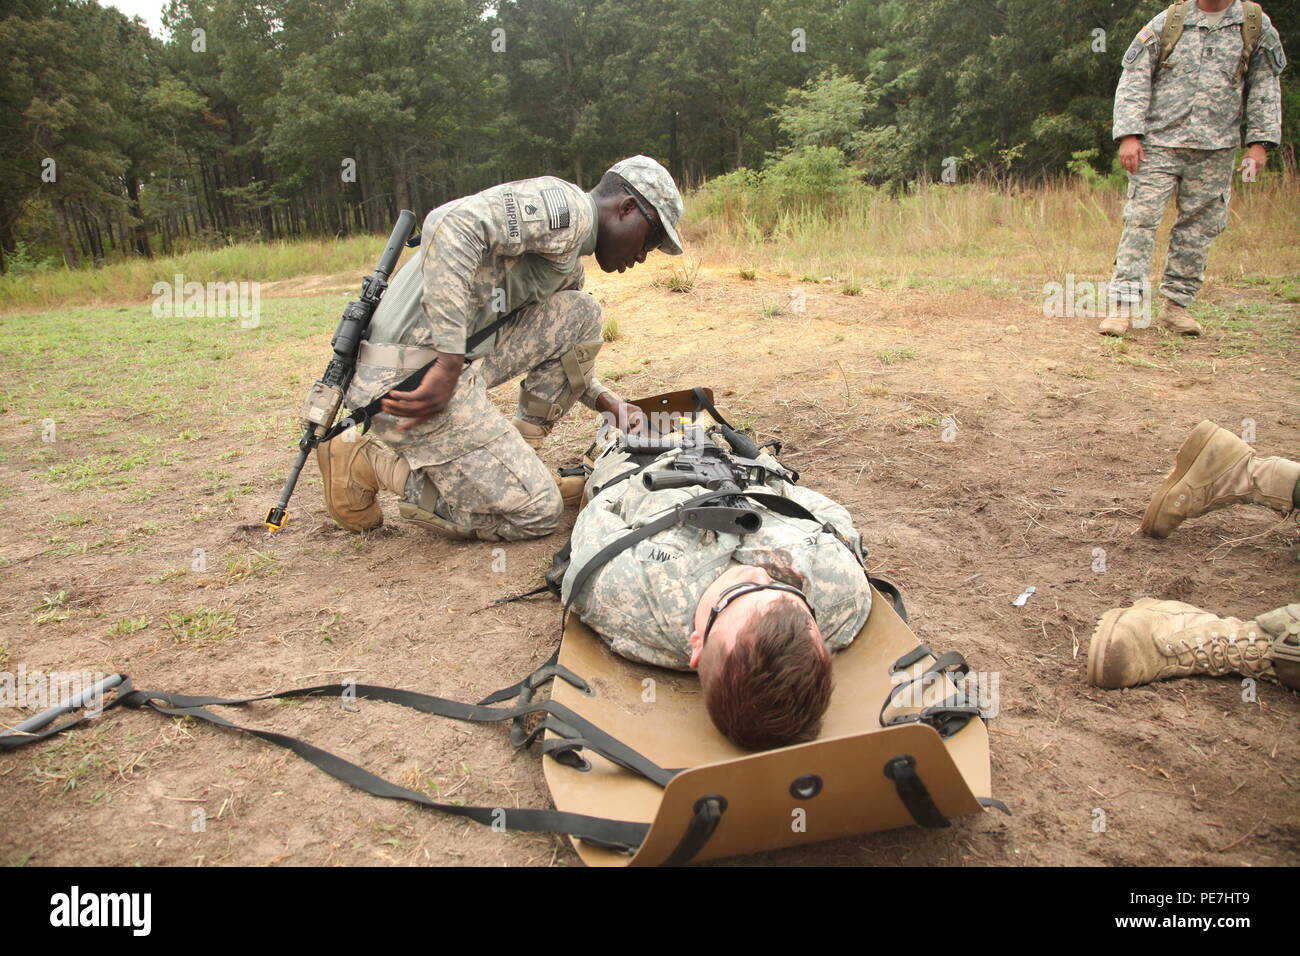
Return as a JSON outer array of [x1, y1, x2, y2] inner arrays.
[[1, 256, 1297, 867]]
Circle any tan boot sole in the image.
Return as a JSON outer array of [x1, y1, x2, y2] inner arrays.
[[1139, 420, 1220, 538]]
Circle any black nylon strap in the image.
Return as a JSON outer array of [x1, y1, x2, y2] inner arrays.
[[325, 310, 522, 441], [563, 488, 859, 616], [119, 683, 650, 850], [589, 459, 655, 498], [564, 489, 739, 611], [979, 796, 1012, 816], [661, 795, 727, 866], [2, 674, 668, 850], [884, 754, 950, 829], [879, 650, 970, 731]]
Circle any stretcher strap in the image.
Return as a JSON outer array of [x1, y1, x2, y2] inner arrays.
[[880, 648, 979, 739], [884, 754, 950, 828], [661, 796, 728, 866], [3, 675, 673, 852]]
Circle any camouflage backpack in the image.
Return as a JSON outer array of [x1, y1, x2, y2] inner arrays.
[[1157, 0, 1264, 83]]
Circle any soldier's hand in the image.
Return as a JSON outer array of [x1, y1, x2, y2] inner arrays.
[[1239, 145, 1267, 180], [381, 352, 465, 432], [1119, 136, 1145, 175], [596, 392, 646, 435], [618, 402, 647, 435]]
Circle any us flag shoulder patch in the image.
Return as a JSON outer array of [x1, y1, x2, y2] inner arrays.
[[1137, 26, 1154, 44], [541, 187, 570, 230]]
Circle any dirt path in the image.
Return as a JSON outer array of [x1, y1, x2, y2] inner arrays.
[[1, 257, 1296, 866]]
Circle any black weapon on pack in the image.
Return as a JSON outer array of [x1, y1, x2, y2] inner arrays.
[[621, 415, 781, 535], [264, 210, 418, 532]]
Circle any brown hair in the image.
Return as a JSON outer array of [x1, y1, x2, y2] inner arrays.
[[704, 597, 833, 750]]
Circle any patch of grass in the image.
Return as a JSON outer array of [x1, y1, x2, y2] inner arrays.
[[601, 316, 620, 342], [221, 549, 279, 583], [55, 513, 93, 527], [109, 617, 151, 636], [0, 644, 8, 667], [164, 607, 236, 644], [33, 591, 69, 625], [46, 451, 157, 491], [737, 268, 757, 281], [840, 280, 862, 296], [1066, 365, 1100, 380], [656, 257, 701, 293], [892, 414, 941, 433], [25, 729, 112, 795], [146, 567, 186, 585], [877, 347, 917, 365], [1238, 275, 1300, 303], [760, 301, 785, 318], [602, 366, 641, 383], [861, 384, 888, 397]]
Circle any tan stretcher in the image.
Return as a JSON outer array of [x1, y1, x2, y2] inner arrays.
[[539, 387, 1006, 866]]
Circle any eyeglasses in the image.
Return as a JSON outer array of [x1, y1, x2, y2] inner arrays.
[[701, 581, 817, 646], [623, 185, 663, 254]]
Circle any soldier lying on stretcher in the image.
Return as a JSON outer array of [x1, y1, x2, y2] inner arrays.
[[561, 421, 873, 751]]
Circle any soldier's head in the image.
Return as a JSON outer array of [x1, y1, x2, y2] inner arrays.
[[591, 155, 684, 274], [689, 564, 833, 750]]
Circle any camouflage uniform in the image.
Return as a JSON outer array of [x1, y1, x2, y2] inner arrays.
[[344, 176, 611, 540], [562, 434, 873, 670], [1111, 1, 1286, 307]]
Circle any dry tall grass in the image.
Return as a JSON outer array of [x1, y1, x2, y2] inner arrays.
[[683, 155, 1300, 291]]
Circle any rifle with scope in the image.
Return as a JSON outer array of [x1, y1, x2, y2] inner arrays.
[[619, 415, 786, 535], [264, 210, 418, 532]]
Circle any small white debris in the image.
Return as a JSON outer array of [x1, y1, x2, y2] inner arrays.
[[1012, 586, 1036, 607]]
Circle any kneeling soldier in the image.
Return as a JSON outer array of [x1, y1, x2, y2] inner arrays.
[[319, 156, 684, 541]]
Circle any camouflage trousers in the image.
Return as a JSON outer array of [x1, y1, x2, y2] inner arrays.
[[1111, 145, 1236, 308], [345, 290, 609, 540]]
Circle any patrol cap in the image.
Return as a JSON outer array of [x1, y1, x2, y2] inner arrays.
[[606, 155, 684, 255]]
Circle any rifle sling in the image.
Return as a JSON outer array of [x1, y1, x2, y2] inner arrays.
[[323, 310, 521, 441]]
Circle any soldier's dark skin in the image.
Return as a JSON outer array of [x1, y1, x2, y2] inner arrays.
[[381, 190, 661, 433]]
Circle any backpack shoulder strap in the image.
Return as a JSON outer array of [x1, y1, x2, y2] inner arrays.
[[1158, 1, 1190, 70], [1238, 1, 1264, 82]]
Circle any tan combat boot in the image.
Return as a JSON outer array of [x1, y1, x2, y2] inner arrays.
[[1158, 299, 1202, 336], [1098, 315, 1130, 337], [1140, 421, 1300, 538], [513, 417, 586, 507], [513, 417, 549, 451], [1087, 598, 1280, 689], [316, 432, 410, 532]]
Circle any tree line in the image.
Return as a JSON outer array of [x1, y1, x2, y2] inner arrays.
[[2, 0, 1295, 272]]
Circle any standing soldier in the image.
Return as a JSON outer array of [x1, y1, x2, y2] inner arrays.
[[1102, 0, 1287, 337], [318, 156, 684, 541]]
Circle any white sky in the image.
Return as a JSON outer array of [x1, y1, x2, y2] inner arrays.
[[98, 0, 167, 37]]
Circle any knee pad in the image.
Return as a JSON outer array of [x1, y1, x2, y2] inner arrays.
[[518, 337, 604, 425]]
